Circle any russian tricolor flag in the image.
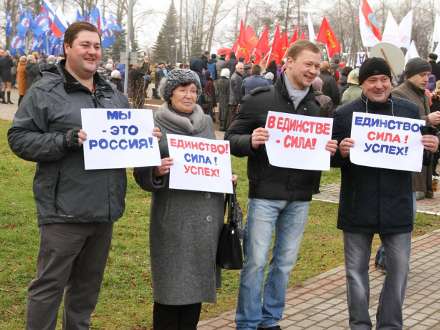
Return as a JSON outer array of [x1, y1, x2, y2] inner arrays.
[[42, 0, 68, 38]]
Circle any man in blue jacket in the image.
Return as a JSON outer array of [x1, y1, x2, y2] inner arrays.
[[332, 57, 439, 329]]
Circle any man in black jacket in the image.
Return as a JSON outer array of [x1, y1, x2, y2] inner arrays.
[[225, 40, 337, 330], [332, 57, 438, 329]]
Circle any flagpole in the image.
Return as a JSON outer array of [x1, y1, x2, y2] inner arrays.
[[124, 0, 133, 95]]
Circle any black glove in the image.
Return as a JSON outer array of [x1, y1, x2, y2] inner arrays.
[[64, 128, 82, 150]]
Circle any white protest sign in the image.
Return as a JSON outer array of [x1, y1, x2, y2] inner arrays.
[[81, 108, 161, 170], [350, 112, 424, 172], [265, 111, 333, 171], [167, 134, 233, 194]]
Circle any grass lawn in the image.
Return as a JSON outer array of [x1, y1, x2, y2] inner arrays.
[[1, 119, 439, 329]]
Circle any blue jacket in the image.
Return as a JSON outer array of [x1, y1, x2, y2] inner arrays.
[[242, 75, 271, 96], [332, 95, 420, 234]]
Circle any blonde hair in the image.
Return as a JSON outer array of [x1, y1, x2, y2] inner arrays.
[[436, 80, 440, 94]]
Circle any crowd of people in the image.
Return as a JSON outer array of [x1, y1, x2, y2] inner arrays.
[[4, 20, 440, 330]]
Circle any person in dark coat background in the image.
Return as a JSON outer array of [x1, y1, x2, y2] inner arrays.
[[215, 68, 230, 130], [332, 57, 439, 330], [241, 64, 271, 96], [428, 53, 440, 81], [0, 49, 14, 104], [320, 61, 340, 107]]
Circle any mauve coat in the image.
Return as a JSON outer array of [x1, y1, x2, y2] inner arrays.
[[133, 103, 224, 305]]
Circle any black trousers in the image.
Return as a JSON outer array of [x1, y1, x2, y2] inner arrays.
[[153, 302, 202, 330]]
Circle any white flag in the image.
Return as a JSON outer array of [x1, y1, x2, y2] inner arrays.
[[398, 10, 413, 49], [307, 13, 316, 42], [405, 40, 419, 64], [433, 42, 440, 59], [433, 14, 440, 48], [382, 11, 401, 48], [359, 0, 381, 47]]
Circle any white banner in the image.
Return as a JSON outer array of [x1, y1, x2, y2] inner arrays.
[[167, 134, 233, 194], [265, 111, 333, 171], [81, 108, 161, 170], [350, 112, 424, 172]]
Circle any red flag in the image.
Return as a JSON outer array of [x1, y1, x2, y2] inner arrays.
[[235, 21, 258, 62], [289, 28, 298, 45], [299, 31, 306, 40], [245, 25, 259, 49], [316, 17, 341, 59], [267, 24, 284, 65], [280, 30, 289, 59], [254, 26, 270, 64], [361, 0, 382, 41]]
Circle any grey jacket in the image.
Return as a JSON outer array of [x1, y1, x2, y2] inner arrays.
[[229, 71, 243, 105], [133, 103, 224, 305], [8, 62, 130, 226]]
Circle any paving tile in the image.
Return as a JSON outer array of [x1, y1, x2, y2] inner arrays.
[[199, 213, 440, 329]]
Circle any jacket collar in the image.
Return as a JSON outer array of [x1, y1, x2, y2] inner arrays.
[[275, 72, 315, 104], [403, 80, 425, 97], [45, 60, 114, 95], [360, 93, 393, 112]]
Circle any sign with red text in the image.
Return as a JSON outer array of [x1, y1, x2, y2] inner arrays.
[[81, 108, 161, 170], [167, 134, 233, 193], [350, 112, 424, 172], [265, 111, 333, 171]]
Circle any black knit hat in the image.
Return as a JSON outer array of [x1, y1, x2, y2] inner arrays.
[[404, 58, 431, 79], [358, 57, 392, 85]]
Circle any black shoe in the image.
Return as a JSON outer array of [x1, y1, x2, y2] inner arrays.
[[257, 326, 281, 330], [426, 191, 434, 198], [7, 100, 13, 104]]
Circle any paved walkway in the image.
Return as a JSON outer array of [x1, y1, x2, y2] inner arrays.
[[199, 230, 440, 330], [315, 183, 440, 216], [0, 89, 18, 121]]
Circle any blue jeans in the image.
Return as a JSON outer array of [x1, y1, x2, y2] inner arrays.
[[344, 232, 411, 330], [235, 198, 310, 330]]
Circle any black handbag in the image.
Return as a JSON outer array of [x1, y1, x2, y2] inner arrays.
[[216, 190, 243, 270]]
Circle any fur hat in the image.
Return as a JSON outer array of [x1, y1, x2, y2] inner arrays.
[[347, 68, 360, 85], [159, 69, 202, 102], [220, 68, 230, 78], [404, 58, 431, 79], [358, 57, 392, 85]]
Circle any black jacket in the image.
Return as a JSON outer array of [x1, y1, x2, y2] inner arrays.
[[320, 70, 340, 106], [429, 60, 440, 82], [331, 95, 419, 234], [225, 74, 329, 201]]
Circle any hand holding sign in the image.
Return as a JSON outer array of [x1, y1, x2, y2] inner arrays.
[[251, 127, 269, 149], [325, 139, 339, 156], [155, 157, 174, 176], [339, 138, 355, 158], [422, 135, 439, 152]]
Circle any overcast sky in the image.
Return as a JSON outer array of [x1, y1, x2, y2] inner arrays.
[[119, 0, 437, 51]]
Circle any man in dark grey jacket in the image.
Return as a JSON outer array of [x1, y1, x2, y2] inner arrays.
[[8, 22, 130, 330]]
